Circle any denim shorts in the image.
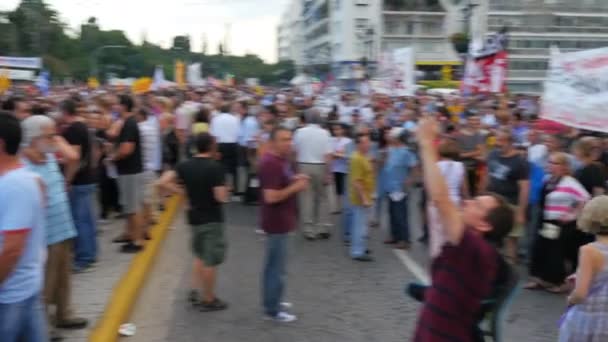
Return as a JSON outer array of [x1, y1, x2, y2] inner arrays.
[[0, 293, 48, 342]]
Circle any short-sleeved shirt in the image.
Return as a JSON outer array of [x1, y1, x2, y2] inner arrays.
[[0, 167, 46, 304], [487, 150, 529, 205], [293, 124, 332, 164], [382, 146, 417, 194], [176, 157, 225, 225], [24, 154, 77, 245], [138, 116, 162, 173], [455, 132, 484, 168], [330, 137, 352, 174], [575, 163, 607, 196], [116, 115, 143, 175], [258, 152, 297, 234], [62, 121, 95, 185], [414, 230, 499, 342], [349, 151, 375, 206]]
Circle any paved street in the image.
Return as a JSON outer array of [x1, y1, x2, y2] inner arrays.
[[62, 217, 135, 341], [127, 193, 565, 342]]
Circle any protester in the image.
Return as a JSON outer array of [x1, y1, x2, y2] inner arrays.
[[293, 108, 332, 240], [349, 133, 375, 262], [427, 139, 469, 258], [258, 126, 309, 322], [382, 127, 418, 249], [413, 116, 514, 342], [136, 108, 162, 226], [113, 94, 146, 253], [21, 115, 89, 339], [210, 103, 240, 196], [158, 132, 229, 311], [61, 99, 99, 270], [559, 195, 608, 341], [527, 152, 590, 293], [0, 112, 49, 341], [483, 128, 529, 263], [330, 122, 351, 214]]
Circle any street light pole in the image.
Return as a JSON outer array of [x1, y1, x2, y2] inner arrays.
[[91, 45, 127, 79]]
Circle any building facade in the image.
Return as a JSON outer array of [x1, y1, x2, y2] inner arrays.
[[279, 0, 608, 92], [484, 0, 608, 93]]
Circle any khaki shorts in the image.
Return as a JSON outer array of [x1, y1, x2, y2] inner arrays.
[[118, 173, 145, 214], [191, 223, 226, 267], [508, 204, 524, 238], [142, 171, 157, 204]]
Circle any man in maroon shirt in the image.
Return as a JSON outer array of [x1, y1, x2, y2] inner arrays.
[[414, 117, 514, 342], [258, 126, 309, 323]]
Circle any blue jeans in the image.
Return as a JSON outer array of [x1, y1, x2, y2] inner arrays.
[[262, 233, 288, 317], [350, 206, 369, 258], [342, 195, 353, 243], [389, 196, 410, 242], [0, 293, 48, 342], [70, 184, 98, 267]]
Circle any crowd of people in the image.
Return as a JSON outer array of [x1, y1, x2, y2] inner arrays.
[[1, 83, 608, 341]]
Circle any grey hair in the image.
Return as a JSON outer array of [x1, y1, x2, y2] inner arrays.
[[305, 108, 322, 125], [21, 115, 55, 147]]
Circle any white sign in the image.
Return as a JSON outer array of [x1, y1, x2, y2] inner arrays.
[[541, 47, 608, 133], [392, 47, 416, 97], [187, 63, 206, 87], [0, 56, 42, 69], [3, 69, 36, 81]]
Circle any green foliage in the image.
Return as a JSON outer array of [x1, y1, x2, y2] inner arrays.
[[1, 0, 295, 84]]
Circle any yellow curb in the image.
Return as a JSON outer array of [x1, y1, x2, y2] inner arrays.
[[89, 195, 181, 342]]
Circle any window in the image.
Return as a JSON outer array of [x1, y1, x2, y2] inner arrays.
[[355, 18, 369, 30], [356, 0, 369, 5], [384, 20, 398, 34]]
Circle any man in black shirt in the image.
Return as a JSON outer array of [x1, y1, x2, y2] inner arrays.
[[113, 95, 145, 253], [483, 128, 529, 264], [158, 132, 228, 311], [61, 99, 99, 270]]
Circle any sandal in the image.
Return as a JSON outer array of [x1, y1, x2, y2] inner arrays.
[[546, 284, 570, 294], [523, 281, 545, 290]]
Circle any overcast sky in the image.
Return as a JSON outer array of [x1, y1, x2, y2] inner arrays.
[[1, 0, 289, 62]]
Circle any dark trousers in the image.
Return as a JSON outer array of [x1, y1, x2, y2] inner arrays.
[[98, 171, 121, 219], [219, 143, 238, 192], [389, 196, 410, 242], [466, 165, 478, 197]]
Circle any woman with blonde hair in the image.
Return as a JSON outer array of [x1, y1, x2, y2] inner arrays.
[[526, 152, 590, 293], [559, 195, 608, 341]]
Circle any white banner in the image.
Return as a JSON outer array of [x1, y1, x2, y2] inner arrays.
[[187, 63, 206, 87], [3, 69, 36, 81], [392, 47, 416, 97], [0, 56, 42, 69], [541, 47, 608, 133]]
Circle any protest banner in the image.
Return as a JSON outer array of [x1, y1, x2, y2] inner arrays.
[[0, 56, 42, 69], [541, 46, 608, 133], [392, 47, 416, 97]]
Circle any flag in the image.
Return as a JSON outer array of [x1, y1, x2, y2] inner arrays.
[[36, 70, 50, 96], [0, 69, 10, 94], [174, 60, 186, 89], [152, 65, 166, 91], [460, 31, 509, 95], [187, 63, 206, 86]]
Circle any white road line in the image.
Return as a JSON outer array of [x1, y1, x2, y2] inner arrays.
[[393, 249, 431, 285]]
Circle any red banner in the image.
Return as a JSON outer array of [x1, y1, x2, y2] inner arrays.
[[461, 50, 508, 95]]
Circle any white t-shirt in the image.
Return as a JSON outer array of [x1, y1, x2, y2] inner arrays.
[[437, 160, 465, 204], [528, 143, 548, 166], [138, 116, 162, 172], [210, 113, 240, 143], [293, 124, 332, 164]]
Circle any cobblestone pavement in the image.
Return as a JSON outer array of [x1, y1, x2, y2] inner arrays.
[[128, 198, 565, 342], [61, 217, 135, 342]]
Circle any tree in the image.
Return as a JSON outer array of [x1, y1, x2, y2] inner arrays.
[[172, 35, 190, 52]]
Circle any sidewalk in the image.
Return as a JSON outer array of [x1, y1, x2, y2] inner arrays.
[[61, 217, 137, 341]]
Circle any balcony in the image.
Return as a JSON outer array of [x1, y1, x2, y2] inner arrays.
[[383, 0, 444, 12], [489, 25, 608, 35], [508, 70, 547, 78], [489, 0, 608, 13]]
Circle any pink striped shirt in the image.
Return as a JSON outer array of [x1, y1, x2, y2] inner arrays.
[[543, 176, 590, 221]]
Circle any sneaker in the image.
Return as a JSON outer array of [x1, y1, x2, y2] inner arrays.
[[255, 229, 266, 235], [317, 232, 331, 240], [353, 255, 374, 262], [265, 311, 297, 323], [280, 302, 293, 310], [56, 317, 88, 330], [187, 289, 199, 305], [200, 298, 228, 312], [112, 235, 131, 244], [120, 243, 144, 253]]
